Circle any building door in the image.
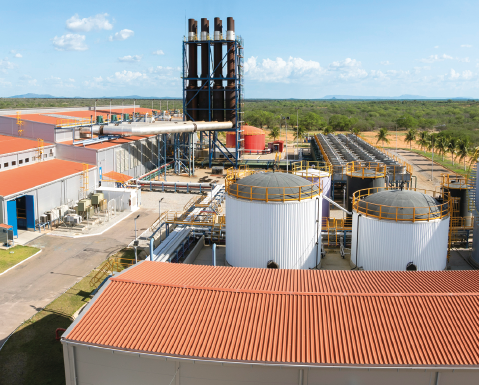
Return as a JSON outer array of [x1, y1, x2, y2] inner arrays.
[[6, 200, 17, 237], [25, 195, 35, 230], [15, 195, 35, 231]]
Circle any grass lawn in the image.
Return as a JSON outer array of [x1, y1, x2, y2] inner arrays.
[[407, 149, 469, 176], [0, 247, 135, 385], [0, 246, 41, 274]]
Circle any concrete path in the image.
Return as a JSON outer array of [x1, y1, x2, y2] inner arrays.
[[0, 207, 157, 348]]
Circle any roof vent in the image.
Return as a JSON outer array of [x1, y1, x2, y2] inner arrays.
[[406, 262, 417, 271], [267, 260, 279, 269]]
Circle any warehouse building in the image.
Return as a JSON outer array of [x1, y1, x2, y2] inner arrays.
[[0, 134, 55, 171], [62, 262, 479, 385]]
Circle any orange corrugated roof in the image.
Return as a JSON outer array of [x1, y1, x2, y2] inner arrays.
[[102, 171, 132, 183], [0, 160, 93, 197], [65, 262, 479, 367], [5, 114, 59, 125], [0, 135, 53, 155]]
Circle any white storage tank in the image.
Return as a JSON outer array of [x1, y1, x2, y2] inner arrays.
[[351, 189, 450, 271], [293, 162, 331, 219], [226, 172, 322, 269]]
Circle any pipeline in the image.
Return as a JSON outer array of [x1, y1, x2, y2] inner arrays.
[[80, 121, 233, 137], [136, 180, 213, 189], [322, 194, 352, 215]]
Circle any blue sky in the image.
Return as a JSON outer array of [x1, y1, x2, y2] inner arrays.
[[1, 0, 479, 98]]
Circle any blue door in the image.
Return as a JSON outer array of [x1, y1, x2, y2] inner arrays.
[[7, 200, 17, 237], [25, 195, 35, 230]]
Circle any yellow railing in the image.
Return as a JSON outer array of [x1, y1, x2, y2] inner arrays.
[[55, 118, 92, 127], [441, 174, 469, 189], [362, 136, 413, 174], [292, 161, 331, 179], [321, 217, 353, 246], [313, 134, 332, 167], [90, 256, 134, 287], [352, 187, 449, 222], [225, 168, 321, 202], [345, 161, 387, 179]]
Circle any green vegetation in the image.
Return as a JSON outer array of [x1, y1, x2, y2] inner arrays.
[[408, 149, 468, 176], [0, 246, 40, 274], [375, 127, 390, 147]]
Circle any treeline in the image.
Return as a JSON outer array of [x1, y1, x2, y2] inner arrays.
[[244, 99, 479, 146]]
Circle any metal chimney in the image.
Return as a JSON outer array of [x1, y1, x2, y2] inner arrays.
[[186, 19, 198, 121], [213, 17, 224, 122], [199, 18, 210, 121], [225, 17, 236, 124]]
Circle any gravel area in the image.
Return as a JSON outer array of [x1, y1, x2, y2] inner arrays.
[[140, 190, 202, 213]]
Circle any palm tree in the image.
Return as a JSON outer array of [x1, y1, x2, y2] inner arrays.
[[435, 135, 448, 161], [375, 127, 389, 147], [269, 126, 280, 141], [416, 131, 429, 151], [404, 128, 417, 150], [457, 138, 471, 171], [447, 137, 458, 165]]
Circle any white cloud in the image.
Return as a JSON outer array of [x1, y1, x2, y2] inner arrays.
[[107, 70, 147, 83], [0, 59, 16, 73], [461, 44, 472, 48], [329, 58, 361, 68], [109, 29, 134, 41], [245, 56, 324, 83], [420, 53, 453, 63], [434, 46, 439, 49], [52, 34, 88, 51], [440, 69, 475, 81], [456, 57, 470, 63], [10, 50, 22, 58], [462, 70, 473, 80], [19, 75, 38, 87], [0, 78, 12, 87], [380, 61, 392, 65], [118, 55, 142, 62], [44, 76, 76, 88], [14, 53, 22, 58], [66, 13, 113, 32], [152, 50, 164, 55]]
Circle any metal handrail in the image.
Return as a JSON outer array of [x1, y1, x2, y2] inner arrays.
[[352, 187, 449, 222], [361, 136, 413, 174], [345, 161, 387, 179], [441, 173, 469, 189], [292, 161, 331, 178]]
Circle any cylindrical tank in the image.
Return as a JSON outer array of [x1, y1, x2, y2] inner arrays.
[[293, 163, 331, 219], [441, 174, 472, 225], [346, 161, 386, 213], [226, 172, 322, 269], [186, 19, 198, 121], [351, 189, 450, 271], [226, 125, 265, 151]]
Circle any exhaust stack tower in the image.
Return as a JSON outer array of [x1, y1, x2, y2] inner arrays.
[[182, 16, 244, 168]]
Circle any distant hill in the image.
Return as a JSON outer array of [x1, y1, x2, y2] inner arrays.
[[6, 94, 181, 99], [322, 94, 475, 100]]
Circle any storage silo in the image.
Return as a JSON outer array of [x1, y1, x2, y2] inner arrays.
[[225, 171, 321, 269], [351, 188, 450, 271], [226, 125, 265, 152], [346, 161, 386, 213], [293, 162, 331, 219], [441, 174, 472, 225]]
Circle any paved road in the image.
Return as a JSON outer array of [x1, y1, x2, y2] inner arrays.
[[0, 208, 157, 347]]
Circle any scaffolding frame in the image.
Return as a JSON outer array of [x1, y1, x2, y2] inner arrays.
[[181, 35, 244, 171]]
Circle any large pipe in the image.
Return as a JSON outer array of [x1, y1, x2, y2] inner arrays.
[[80, 121, 233, 136], [186, 19, 198, 121], [213, 17, 224, 122], [225, 17, 236, 125], [199, 18, 210, 121]]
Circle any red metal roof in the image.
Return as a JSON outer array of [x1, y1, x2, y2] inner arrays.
[[0, 160, 93, 197], [102, 171, 132, 183], [226, 125, 265, 136], [65, 262, 479, 367], [0, 135, 53, 155]]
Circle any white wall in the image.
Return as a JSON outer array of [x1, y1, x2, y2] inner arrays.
[[0, 116, 55, 142], [62, 343, 479, 385], [0, 145, 55, 172]]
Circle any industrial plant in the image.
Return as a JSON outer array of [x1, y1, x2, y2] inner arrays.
[[0, 15, 478, 385]]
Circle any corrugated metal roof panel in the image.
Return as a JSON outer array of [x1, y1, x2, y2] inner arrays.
[[65, 262, 479, 367]]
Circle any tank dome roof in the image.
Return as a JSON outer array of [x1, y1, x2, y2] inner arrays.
[[357, 189, 445, 220], [229, 172, 319, 201]]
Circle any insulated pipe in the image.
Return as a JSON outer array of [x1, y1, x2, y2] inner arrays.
[[225, 17, 236, 124], [136, 181, 212, 188], [199, 18, 210, 121], [186, 19, 198, 121], [80, 121, 233, 136], [213, 17, 224, 122]]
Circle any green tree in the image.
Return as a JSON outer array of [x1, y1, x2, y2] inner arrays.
[[329, 115, 357, 131], [404, 128, 417, 150], [457, 138, 471, 171], [269, 126, 280, 141], [375, 127, 390, 147], [447, 137, 458, 165], [323, 126, 335, 135], [300, 112, 326, 131], [416, 131, 429, 151], [435, 135, 448, 161], [396, 115, 417, 130]]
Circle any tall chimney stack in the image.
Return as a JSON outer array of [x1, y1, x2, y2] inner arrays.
[[213, 17, 224, 122], [199, 18, 210, 121], [186, 19, 198, 121], [225, 17, 236, 124]]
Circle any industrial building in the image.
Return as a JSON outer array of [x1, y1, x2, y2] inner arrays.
[[62, 262, 479, 385]]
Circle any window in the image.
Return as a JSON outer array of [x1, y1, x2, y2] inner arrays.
[[4, 163, 8, 168], [11, 161, 16, 166], [19, 159, 23, 164], [43, 154, 47, 159], [25, 158, 29, 163]]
